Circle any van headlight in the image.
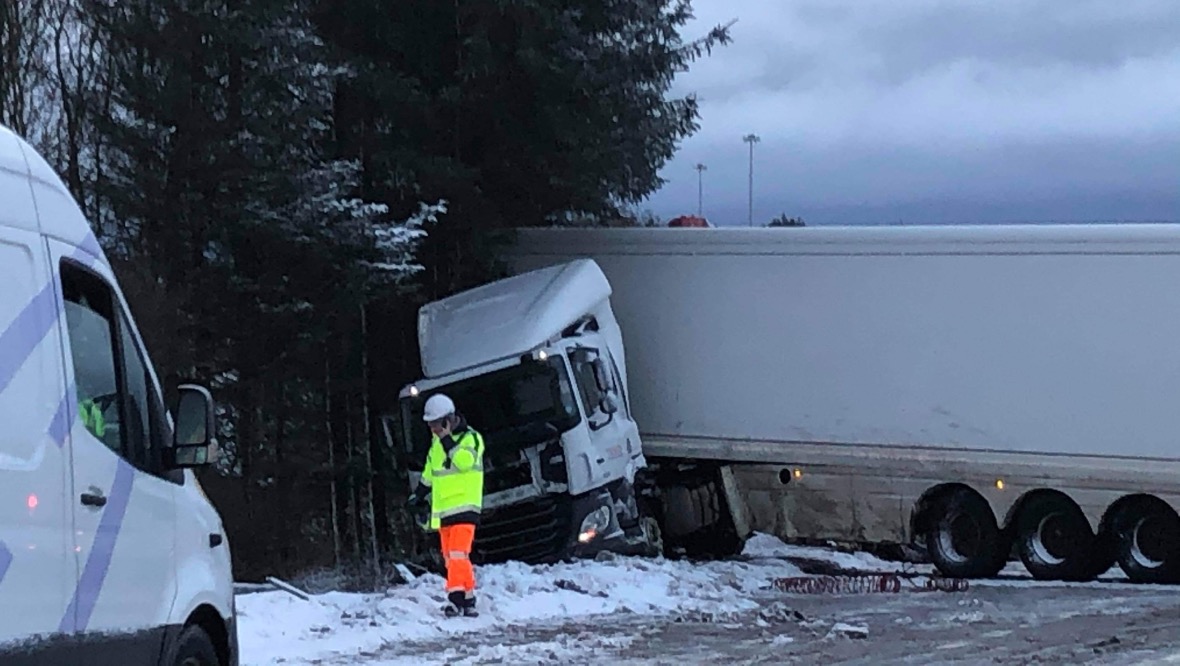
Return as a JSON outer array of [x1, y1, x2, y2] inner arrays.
[[578, 505, 612, 544]]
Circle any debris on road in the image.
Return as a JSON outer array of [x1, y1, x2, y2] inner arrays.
[[771, 574, 969, 595], [827, 622, 870, 640], [554, 579, 609, 598], [756, 602, 807, 625]]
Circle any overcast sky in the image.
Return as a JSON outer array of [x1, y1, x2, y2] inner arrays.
[[643, 0, 1180, 226]]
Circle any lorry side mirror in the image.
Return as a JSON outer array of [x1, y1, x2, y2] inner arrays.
[[600, 393, 619, 415], [592, 358, 611, 392], [171, 384, 216, 469]]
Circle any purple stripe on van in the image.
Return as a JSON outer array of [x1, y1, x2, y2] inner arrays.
[[47, 386, 76, 448], [0, 235, 104, 399], [0, 282, 58, 395], [78, 231, 102, 259], [0, 541, 11, 585], [57, 459, 135, 633]]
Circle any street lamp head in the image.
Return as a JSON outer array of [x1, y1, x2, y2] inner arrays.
[[742, 133, 761, 144]]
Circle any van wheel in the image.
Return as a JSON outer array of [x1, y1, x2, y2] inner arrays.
[[1015, 494, 1095, 581], [925, 489, 1006, 579], [172, 625, 220, 666]]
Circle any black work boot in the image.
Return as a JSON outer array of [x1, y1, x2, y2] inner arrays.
[[462, 595, 479, 618], [443, 591, 465, 618]]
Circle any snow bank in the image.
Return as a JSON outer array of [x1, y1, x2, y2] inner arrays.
[[237, 552, 804, 665]]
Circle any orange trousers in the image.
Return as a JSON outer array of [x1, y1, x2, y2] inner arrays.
[[439, 524, 476, 597]]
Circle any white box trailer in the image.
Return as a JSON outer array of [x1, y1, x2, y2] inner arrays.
[[504, 224, 1180, 583]]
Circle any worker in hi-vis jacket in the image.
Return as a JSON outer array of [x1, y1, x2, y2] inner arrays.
[[409, 393, 486, 617]]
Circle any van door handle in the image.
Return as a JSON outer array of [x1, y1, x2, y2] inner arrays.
[[80, 492, 107, 507]]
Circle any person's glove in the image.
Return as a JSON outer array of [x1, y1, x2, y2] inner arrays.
[[408, 486, 430, 528], [414, 505, 430, 530]]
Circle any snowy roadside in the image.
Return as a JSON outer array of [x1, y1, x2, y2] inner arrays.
[[236, 537, 805, 665], [235, 534, 1176, 665]]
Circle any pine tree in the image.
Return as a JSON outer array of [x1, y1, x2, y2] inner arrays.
[[312, 0, 732, 573], [83, 0, 436, 577]]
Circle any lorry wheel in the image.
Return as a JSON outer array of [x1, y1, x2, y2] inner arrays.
[[638, 515, 665, 558], [1111, 500, 1180, 584], [1015, 494, 1095, 581], [171, 625, 220, 666], [925, 489, 1006, 579]]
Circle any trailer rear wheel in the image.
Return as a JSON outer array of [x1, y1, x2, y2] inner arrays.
[[1110, 499, 1180, 584], [926, 489, 1006, 579], [1015, 493, 1095, 581]]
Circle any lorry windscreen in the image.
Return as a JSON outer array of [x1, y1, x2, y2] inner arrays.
[[401, 357, 580, 460]]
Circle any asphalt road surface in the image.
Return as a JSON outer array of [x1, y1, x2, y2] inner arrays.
[[341, 581, 1180, 665]]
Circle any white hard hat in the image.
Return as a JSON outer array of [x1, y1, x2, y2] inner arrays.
[[423, 394, 456, 422]]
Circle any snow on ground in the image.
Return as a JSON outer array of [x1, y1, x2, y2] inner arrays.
[[237, 544, 805, 665], [237, 533, 1174, 665], [741, 533, 907, 572]]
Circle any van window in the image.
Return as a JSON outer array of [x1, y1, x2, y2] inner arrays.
[[60, 261, 176, 482], [61, 262, 123, 454]]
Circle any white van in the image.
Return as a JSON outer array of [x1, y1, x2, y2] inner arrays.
[[0, 125, 236, 664]]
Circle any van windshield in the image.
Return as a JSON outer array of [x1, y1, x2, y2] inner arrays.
[[399, 357, 580, 464]]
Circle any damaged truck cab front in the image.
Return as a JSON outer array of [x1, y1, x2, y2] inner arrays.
[[392, 260, 660, 564]]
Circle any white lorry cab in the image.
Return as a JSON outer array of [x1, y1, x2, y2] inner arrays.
[[0, 124, 236, 665], [390, 260, 663, 564]]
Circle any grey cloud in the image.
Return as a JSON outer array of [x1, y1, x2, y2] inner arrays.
[[849, 2, 1180, 85], [691, 1, 1180, 95], [643, 1, 1180, 225]]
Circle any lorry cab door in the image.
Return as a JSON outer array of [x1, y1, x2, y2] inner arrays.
[[50, 240, 179, 658], [566, 339, 642, 487], [0, 226, 74, 652]]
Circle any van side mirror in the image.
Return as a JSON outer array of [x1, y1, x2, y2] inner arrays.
[[172, 384, 216, 468]]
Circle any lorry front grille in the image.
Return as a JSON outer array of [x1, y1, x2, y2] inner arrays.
[[484, 462, 533, 495], [473, 496, 571, 565]]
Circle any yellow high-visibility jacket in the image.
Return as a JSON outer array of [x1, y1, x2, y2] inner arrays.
[[420, 428, 485, 530], [79, 398, 105, 438]]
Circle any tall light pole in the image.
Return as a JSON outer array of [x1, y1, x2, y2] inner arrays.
[[742, 133, 760, 227], [694, 163, 707, 217]]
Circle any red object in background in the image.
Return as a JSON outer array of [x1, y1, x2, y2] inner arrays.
[[667, 215, 710, 228]]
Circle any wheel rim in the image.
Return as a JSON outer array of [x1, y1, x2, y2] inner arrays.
[[1130, 515, 1168, 570], [939, 510, 982, 564], [1031, 512, 1070, 566], [643, 517, 663, 554]]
